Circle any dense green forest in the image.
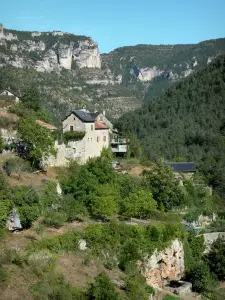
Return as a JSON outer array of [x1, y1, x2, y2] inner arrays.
[[116, 54, 225, 199]]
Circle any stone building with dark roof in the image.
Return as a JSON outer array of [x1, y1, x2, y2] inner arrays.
[[45, 109, 109, 166]]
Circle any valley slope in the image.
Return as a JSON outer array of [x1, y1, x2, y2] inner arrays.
[[116, 54, 225, 199], [0, 24, 225, 120]]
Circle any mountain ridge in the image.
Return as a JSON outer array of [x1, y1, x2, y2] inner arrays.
[[1, 23, 225, 119]]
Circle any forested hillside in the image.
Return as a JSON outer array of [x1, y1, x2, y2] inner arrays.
[[1, 24, 225, 119], [102, 38, 225, 99], [116, 54, 225, 198]]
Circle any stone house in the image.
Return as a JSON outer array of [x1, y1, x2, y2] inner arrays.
[[45, 110, 109, 166], [87, 111, 128, 155], [88, 111, 113, 130]]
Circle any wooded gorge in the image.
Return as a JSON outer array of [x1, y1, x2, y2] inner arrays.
[[116, 54, 225, 199]]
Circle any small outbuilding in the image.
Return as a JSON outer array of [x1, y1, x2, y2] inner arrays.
[[167, 162, 196, 182]]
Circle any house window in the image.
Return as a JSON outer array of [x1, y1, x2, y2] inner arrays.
[[70, 125, 73, 131], [91, 125, 94, 131], [103, 136, 106, 142], [100, 116, 103, 121], [91, 138, 92, 142], [97, 136, 100, 142], [74, 117, 76, 120]]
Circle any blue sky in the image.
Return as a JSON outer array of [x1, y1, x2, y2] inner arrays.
[[1, 0, 225, 53]]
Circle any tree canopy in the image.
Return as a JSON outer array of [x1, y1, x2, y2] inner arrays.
[[116, 54, 225, 200], [18, 117, 55, 164]]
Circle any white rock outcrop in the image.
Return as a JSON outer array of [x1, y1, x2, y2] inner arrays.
[[138, 67, 162, 81], [138, 239, 184, 288], [72, 40, 101, 69], [202, 232, 225, 253], [0, 25, 101, 72]]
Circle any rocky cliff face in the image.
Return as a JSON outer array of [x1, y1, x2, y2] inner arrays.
[[0, 25, 101, 72], [138, 239, 184, 289]]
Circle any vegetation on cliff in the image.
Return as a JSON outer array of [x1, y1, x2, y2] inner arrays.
[[116, 54, 225, 200]]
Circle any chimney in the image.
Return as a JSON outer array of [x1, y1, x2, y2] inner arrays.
[[103, 110, 105, 116]]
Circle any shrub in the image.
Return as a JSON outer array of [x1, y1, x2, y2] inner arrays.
[[0, 134, 3, 153], [163, 296, 180, 300], [11, 186, 40, 229], [62, 194, 88, 222], [3, 157, 31, 176], [30, 272, 86, 300], [90, 183, 119, 219], [87, 273, 120, 300], [120, 189, 157, 219], [186, 261, 217, 293], [0, 266, 8, 282], [0, 247, 27, 267], [27, 250, 56, 276], [27, 230, 79, 253], [205, 237, 225, 281], [42, 210, 67, 228], [63, 131, 85, 143]]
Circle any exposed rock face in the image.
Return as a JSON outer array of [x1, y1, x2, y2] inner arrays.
[[202, 232, 225, 253], [138, 67, 162, 81], [138, 239, 184, 288], [73, 40, 101, 69], [0, 25, 101, 71]]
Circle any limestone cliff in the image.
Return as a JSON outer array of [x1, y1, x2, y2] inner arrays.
[[138, 239, 184, 288], [0, 25, 101, 72]]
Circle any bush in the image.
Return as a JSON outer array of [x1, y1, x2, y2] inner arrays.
[[0, 134, 3, 153], [10, 185, 40, 229], [87, 273, 120, 300], [27, 250, 56, 276], [142, 163, 185, 210], [27, 230, 79, 253], [62, 194, 88, 222], [63, 131, 85, 143], [205, 237, 225, 280], [186, 261, 217, 293], [42, 210, 67, 228], [3, 157, 31, 176], [30, 272, 86, 300], [163, 296, 180, 300], [120, 189, 157, 219], [0, 266, 8, 282]]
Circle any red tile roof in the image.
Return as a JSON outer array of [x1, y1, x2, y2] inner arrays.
[[36, 120, 57, 131], [95, 121, 109, 130]]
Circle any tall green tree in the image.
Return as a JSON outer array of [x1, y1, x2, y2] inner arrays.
[[21, 86, 40, 111], [187, 261, 217, 293], [143, 163, 185, 210], [18, 117, 55, 164], [121, 189, 157, 219], [90, 184, 119, 218], [205, 237, 225, 280]]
